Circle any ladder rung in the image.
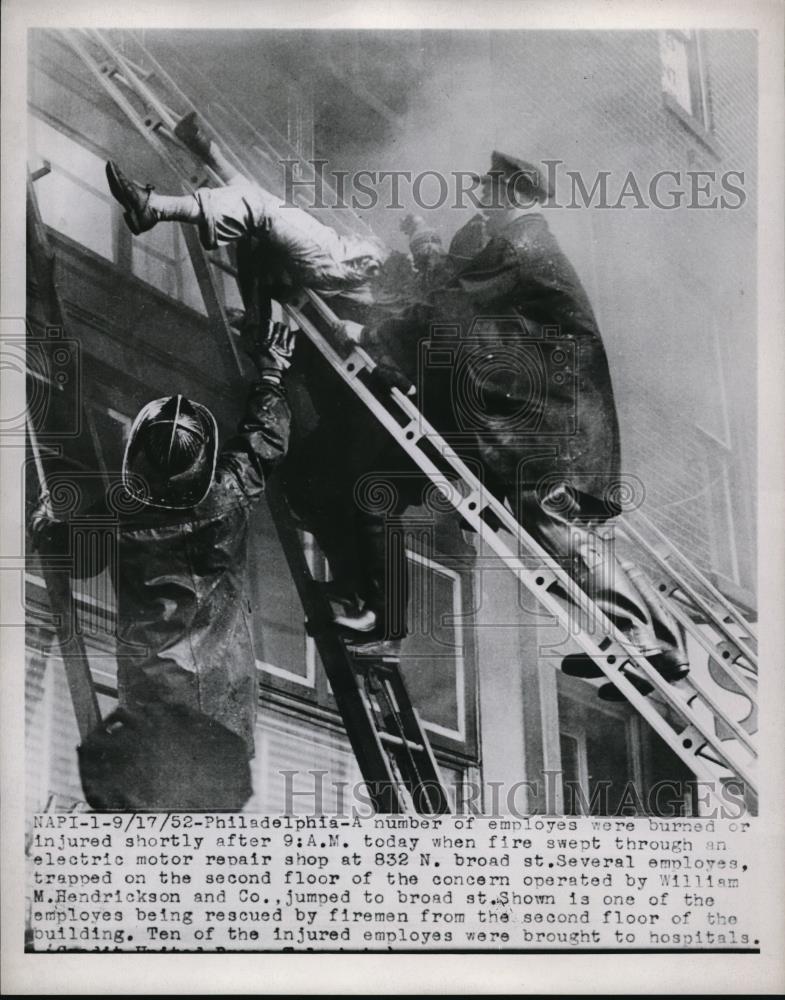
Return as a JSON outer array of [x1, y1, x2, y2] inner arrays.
[[378, 732, 425, 753]]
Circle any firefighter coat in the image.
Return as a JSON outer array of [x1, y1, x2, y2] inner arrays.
[[43, 380, 290, 757], [372, 212, 622, 513]]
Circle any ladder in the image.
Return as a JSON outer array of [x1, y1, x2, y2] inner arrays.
[[56, 27, 758, 810], [26, 172, 102, 742]]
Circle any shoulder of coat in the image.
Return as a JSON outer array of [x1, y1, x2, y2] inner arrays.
[[506, 212, 547, 235]]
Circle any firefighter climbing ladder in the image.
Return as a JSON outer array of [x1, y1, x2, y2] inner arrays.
[[51, 27, 757, 811]]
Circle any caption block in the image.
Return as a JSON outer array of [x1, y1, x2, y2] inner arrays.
[[27, 814, 758, 951]]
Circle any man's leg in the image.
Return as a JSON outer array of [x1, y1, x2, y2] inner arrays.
[[516, 487, 688, 700], [282, 422, 369, 614], [350, 504, 410, 648], [283, 418, 414, 656], [106, 112, 382, 291]]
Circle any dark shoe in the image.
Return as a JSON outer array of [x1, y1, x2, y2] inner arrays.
[[561, 652, 605, 679], [598, 671, 655, 702], [174, 110, 212, 160], [106, 161, 157, 235], [647, 649, 690, 683], [564, 648, 690, 684]]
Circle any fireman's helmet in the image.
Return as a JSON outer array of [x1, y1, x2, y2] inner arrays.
[[122, 394, 218, 509]]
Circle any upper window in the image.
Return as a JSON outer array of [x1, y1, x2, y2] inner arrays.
[[29, 114, 206, 315], [29, 115, 115, 261], [659, 30, 711, 132]]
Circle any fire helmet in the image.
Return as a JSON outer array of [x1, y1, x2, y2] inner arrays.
[[122, 394, 218, 509]]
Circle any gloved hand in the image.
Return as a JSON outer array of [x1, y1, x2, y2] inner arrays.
[[330, 319, 365, 353], [371, 359, 416, 397], [252, 320, 297, 381], [28, 492, 60, 551]]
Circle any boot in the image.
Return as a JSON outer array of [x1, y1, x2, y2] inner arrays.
[[105, 161, 157, 235], [174, 110, 213, 162], [561, 649, 690, 684], [174, 110, 239, 183], [598, 672, 654, 702]]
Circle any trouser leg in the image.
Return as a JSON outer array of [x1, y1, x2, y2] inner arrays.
[[355, 506, 410, 641], [282, 426, 367, 605], [283, 422, 413, 644], [515, 489, 688, 679], [106, 153, 379, 293], [133, 170, 361, 278]]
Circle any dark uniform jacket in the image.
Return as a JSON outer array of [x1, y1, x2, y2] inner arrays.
[[63, 381, 290, 756], [371, 212, 621, 513]]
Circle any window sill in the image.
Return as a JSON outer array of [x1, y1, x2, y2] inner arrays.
[[662, 92, 721, 159]]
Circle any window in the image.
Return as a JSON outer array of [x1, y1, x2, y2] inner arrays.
[[659, 30, 711, 131], [558, 716, 637, 816], [400, 551, 467, 743], [29, 116, 115, 261], [29, 114, 206, 314], [132, 224, 206, 314], [556, 675, 700, 816]]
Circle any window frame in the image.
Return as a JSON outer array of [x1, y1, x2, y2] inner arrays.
[[28, 110, 207, 316], [659, 30, 718, 154]]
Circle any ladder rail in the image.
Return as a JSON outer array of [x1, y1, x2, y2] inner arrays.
[[26, 176, 103, 741], [367, 668, 451, 814], [382, 669, 452, 814], [681, 672, 756, 754], [621, 561, 758, 702], [626, 512, 758, 648], [648, 580, 757, 701]]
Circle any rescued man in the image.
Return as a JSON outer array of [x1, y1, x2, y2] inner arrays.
[[104, 119, 427, 655]]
